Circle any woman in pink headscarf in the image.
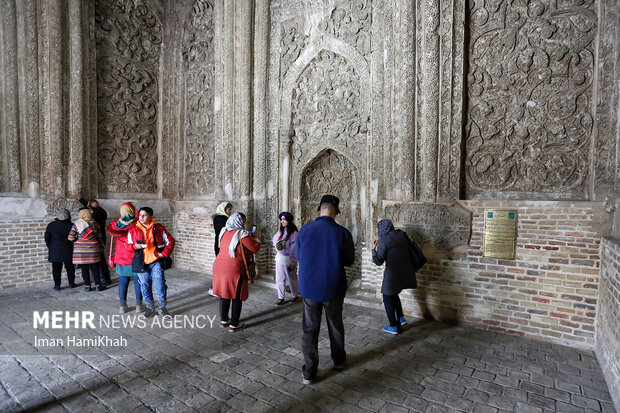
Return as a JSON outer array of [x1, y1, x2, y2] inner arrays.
[[107, 202, 143, 313]]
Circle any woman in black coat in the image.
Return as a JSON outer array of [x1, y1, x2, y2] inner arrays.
[[44, 209, 76, 290], [372, 219, 426, 335]]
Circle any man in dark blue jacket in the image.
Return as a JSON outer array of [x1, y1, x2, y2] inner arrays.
[[295, 194, 355, 384], [44, 208, 76, 290]]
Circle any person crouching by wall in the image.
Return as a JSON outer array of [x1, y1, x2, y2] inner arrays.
[[45, 208, 76, 290], [107, 202, 144, 314], [212, 212, 261, 332], [128, 207, 175, 318], [371, 219, 426, 335], [68, 208, 105, 291]]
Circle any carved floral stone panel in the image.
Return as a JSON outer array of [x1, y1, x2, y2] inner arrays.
[[182, 0, 215, 196], [466, 0, 597, 197], [291, 50, 368, 168], [95, 0, 162, 193], [278, 0, 371, 79], [383, 202, 471, 253]]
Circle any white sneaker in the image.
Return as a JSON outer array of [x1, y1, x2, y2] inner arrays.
[[208, 288, 218, 297], [119, 305, 129, 314], [135, 304, 146, 313]]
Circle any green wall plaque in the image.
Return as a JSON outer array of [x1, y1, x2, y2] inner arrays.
[[483, 209, 518, 259]]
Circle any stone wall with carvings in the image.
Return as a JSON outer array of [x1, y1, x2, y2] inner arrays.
[[465, 0, 598, 199], [95, 0, 162, 194]]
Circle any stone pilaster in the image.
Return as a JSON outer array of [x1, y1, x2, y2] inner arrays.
[[16, 0, 40, 196], [418, 0, 440, 202], [68, 0, 86, 196], [1, 0, 21, 193], [39, 0, 66, 211], [235, 0, 253, 201]]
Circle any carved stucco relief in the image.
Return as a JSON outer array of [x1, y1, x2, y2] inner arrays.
[[300, 149, 362, 279], [95, 0, 162, 194], [594, 0, 620, 198], [182, 0, 215, 196], [466, 0, 597, 197], [291, 50, 368, 170]]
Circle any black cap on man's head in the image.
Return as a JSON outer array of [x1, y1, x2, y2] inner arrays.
[[317, 194, 341, 214]]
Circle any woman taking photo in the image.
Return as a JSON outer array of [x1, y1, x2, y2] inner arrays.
[[272, 211, 299, 305], [68, 208, 105, 291], [371, 219, 425, 334], [209, 202, 232, 296], [212, 213, 261, 332], [107, 202, 144, 313]]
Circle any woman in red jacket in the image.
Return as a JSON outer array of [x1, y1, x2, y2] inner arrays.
[[212, 212, 261, 332], [107, 202, 143, 313]]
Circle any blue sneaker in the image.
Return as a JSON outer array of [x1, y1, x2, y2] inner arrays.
[[383, 325, 398, 335], [399, 316, 407, 325]]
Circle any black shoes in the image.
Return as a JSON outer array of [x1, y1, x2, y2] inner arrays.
[[158, 307, 171, 317], [144, 308, 157, 318], [53, 285, 61, 291], [96, 285, 106, 292], [85, 285, 94, 292]]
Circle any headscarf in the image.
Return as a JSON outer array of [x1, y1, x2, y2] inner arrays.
[[76, 208, 95, 234], [219, 212, 249, 258], [56, 208, 70, 221], [215, 202, 231, 217], [377, 219, 395, 238], [277, 211, 297, 241], [116, 202, 137, 228]]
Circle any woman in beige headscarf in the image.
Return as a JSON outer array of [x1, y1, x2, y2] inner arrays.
[[68, 208, 105, 291]]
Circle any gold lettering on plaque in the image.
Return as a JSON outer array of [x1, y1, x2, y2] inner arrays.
[[483, 209, 518, 259]]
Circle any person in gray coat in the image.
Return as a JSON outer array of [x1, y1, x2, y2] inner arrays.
[[371, 219, 426, 334]]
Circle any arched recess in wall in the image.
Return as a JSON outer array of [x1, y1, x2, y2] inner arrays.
[[299, 148, 363, 281], [279, 38, 371, 241]]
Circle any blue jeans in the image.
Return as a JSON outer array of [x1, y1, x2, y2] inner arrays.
[[137, 261, 167, 309], [118, 276, 142, 306], [383, 294, 404, 327]]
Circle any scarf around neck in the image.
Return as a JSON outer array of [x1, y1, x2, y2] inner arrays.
[[219, 213, 249, 258]]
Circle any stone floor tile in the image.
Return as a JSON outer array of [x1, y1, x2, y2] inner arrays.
[[0, 270, 615, 413]]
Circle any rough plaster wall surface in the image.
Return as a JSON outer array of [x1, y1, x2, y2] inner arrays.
[[363, 201, 612, 349], [596, 238, 620, 412]]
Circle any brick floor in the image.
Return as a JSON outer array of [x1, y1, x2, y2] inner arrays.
[[0, 270, 616, 412]]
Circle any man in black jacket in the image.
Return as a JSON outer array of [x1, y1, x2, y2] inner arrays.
[[44, 209, 76, 290], [76, 193, 111, 285]]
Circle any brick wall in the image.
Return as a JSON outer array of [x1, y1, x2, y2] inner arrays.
[[0, 219, 50, 289], [596, 238, 620, 411], [361, 201, 610, 349], [0, 216, 174, 290]]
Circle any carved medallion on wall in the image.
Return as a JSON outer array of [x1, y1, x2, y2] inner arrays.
[[278, 0, 371, 79], [466, 0, 596, 197], [291, 50, 368, 169], [182, 0, 215, 196], [383, 202, 471, 253], [95, 0, 162, 193]]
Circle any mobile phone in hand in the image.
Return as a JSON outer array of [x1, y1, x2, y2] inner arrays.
[[251, 225, 257, 235]]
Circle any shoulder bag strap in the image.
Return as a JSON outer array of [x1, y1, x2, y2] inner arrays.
[[109, 235, 115, 260], [239, 239, 250, 275]]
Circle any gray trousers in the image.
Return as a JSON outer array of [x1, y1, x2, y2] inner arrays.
[[302, 297, 346, 380]]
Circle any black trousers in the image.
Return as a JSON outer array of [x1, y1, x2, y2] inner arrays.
[[383, 294, 404, 327], [51, 261, 75, 287], [302, 297, 346, 380], [98, 253, 111, 284], [81, 263, 102, 287], [220, 275, 243, 327]]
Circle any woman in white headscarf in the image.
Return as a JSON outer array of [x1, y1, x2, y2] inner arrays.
[[212, 213, 261, 332]]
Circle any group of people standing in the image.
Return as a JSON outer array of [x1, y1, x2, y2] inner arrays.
[[46, 192, 425, 385], [45, 197, 175, 318]]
